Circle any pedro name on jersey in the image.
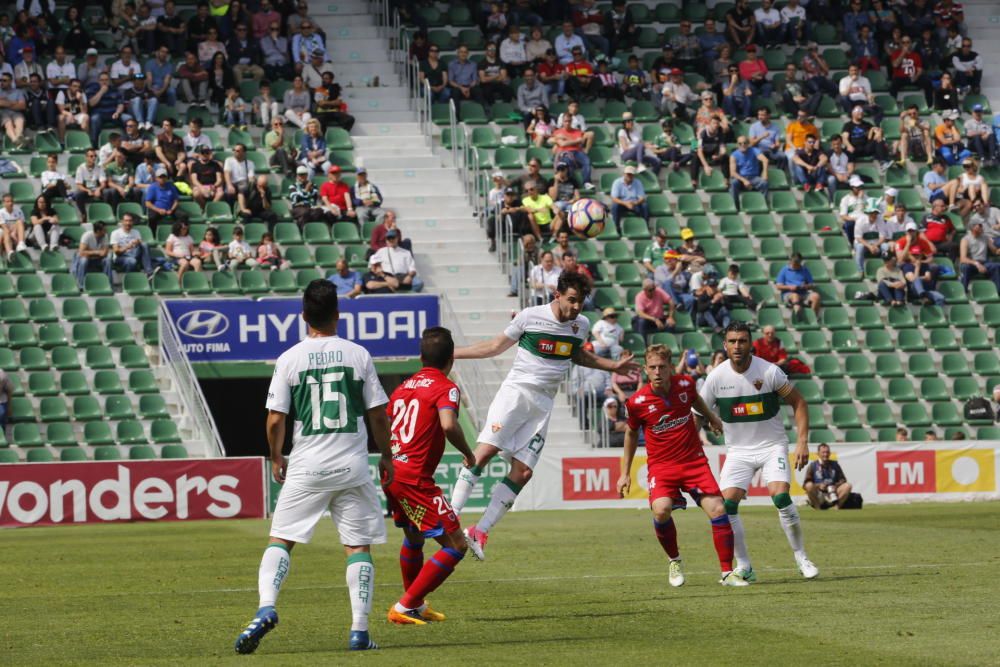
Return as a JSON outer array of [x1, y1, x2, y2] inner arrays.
[[625, 375, 703, 465], [387, 367, 460, 484]]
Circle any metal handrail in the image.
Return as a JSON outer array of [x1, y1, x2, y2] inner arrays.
[[438, 292, 493, 429]]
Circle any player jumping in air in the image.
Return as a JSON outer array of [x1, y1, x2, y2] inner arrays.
[[383, 327, 477, 625], [234, 280, 395, 654], [449, 272, 640, 559], [616, 344, 747, 587], [698, 322, 819, 583]]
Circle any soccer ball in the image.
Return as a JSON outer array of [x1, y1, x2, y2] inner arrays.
[[568, 198, 607, 238]]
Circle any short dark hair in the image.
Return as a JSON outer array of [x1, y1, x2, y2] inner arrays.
[[790, 252, 804, 262], [420, 326, 455, 370], [724, 321, 752, 340], [556, 270, 592, 298], [92, 221, 106, 232], [302, 279, 340, 330]]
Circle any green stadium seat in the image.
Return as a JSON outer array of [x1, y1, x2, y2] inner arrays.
[[971, 281, 1000, 304], [823, 379, 852, 403], [59, 371, 90, 396], [138, 395, 169, 419], [8, 323, 38, 349], [28, 371, 59, 397], [797, 331, 827, 354], [303, 222, 332, 245], [39, 396, 70, 423], [893, 329, 923, 352], [821, 307, 852, 330], [120, 345, 149, 370], [237, 270, 268, 294], [93, 298, 124, 322], [907, 353, 938, 377], [85, 421, 117, 446], [133, 297, 159, 322], [38, 251, 69, 275], [845, 356, 875, 378], [296, 269, 323, 289], [49, 274, 79, 298], [13, 423, 43, 447], [142, 322, 158, 347], [118, 420, 148, 445], [855, 378, 884, 403], [104, 323, 133, 347], [83, 274, 113, 297], [151, 420, 182, 444], [38, 324, 68, 350], [105, 395, 135, 420], [26, 449, 54, 462], [121, 273, 152, 297], [842, 429, 871, 443], [867, 404, 896, 428], [802, 192, 830, 213], [832, 405, 862, 429], [72, 396, 102, 422], [94, 370, 124, 395], [974, 352, 1000, 376], [60, 447, 88, 462], [961, 328, 990, 350], [928, 329, 959, 351], [809, 428, 836, 444], [19, 346, 47, 371], [872, 354, 904, 378], [941, 353, 970, 377], [901, 404, 932, 427], [268, 270, 297, 294], [181, 272, 212, 295], [211, 271, 239, 294], [129, 370, 159, 394], [129, 445, 156, 460], [161, 444, 189, 459], [85, 346, 115, 370], [45, 422, 77, 447], [813, 355, 842, 378], [94, 445, 121, 460]]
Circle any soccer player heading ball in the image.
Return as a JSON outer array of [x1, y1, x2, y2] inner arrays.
[[617, 344, 746, 587], [450, 272, 640, 559], [699, 321, 819, 583], [383, 327, 477, 626], [235, 280, 395, 654]]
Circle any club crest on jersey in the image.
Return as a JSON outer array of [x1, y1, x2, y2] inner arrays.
[[571, 322, 579, 334], [754, 379, 764, 390], [491, 422, 502, 433], [678, 392, 688, 403]]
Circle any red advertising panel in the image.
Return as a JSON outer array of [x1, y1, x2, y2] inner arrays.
[[562, 457, 619, 500], [0, 458, 267, 528], [876, 451, 936, 494]]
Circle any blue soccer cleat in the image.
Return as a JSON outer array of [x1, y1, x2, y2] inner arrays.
[[349, 630, 379, 651], [234, 606, 278, 654]]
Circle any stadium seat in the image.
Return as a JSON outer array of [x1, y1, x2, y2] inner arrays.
[[46, 422, 77, 448], [85, 346, 115, 369], [212, 271, 240, 295], [39, 397, 70, 423], [161, 444, 189, 459], [129, 371, 159, 394], [138, 395, 169, 420], [845, 356, 874, 378], [941, 353, 971, 377], [151, 420, 182, 444], [813, 355, 842, 378], [26, 449, 54, 463], [118, 421, 148, 446], [105, 323, 134, 347], [823, 379, 852, 403], [94, 371, 125, 395], [888, 378, 918, 402], [928, 329, 959, 351], [60, 447, 88, 462], [94, 445, 121, 460], [85, 422, 116, 447], [105, 396, 136, 421], [920, 378, 950, 402], [866, 404, 896, 428], [901, 404, 932, 428], [832, 406, 862, 429], [13, 423, 43, 447], [843, 429, 872, 443], [71, 395, 102, 422]]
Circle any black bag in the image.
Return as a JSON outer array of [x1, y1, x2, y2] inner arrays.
[[963, 397, 995, 423], [840, 493, 863, 510]]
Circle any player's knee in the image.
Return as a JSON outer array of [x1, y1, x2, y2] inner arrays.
[[723, 499, 740, 515], [512, 467, 533, 485], [771, 492, 793, 509], [652, 508, 671, 523]]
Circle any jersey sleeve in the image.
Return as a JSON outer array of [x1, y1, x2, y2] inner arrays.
[[503, 309, 528, 341], [624, 397, 642, 431], [436, 382, 461, 413], [265, 355, 292, 414], [696, 371, 717, 414], [361, 351, 389, 410], [768, 362, 793, 397]]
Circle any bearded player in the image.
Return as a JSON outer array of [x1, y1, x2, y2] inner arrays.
[[449, 272, 640, 559], [383, 327, 477, 625], [699, 322, 819, 583], [616, 345, 746, 587]]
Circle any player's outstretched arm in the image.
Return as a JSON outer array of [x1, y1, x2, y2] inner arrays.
[[691, 395, 724, 438], [782, 386, 810, 470], [453, 332, 517, 360], [439, 408, 476, 468], [572, 347, 641, 374], [366, 403, 395, 486], [265, 410, 287, 484], [617, 426, 639, 498]]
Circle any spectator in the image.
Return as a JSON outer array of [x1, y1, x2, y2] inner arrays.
[[677, 228, 706, 268], [135, 151, 161, 196], [369, 229, 421, 291], [693, 91, 729, 138], [525, 27, 553, 64], [690, 264, 731, 332], [620, 55, 649, 102], [483, 2, 507, 44], [109, 46, 142, 92], [282, 75, 312, 129], [252, 80, 281, 128], [952, 38, 982, 94], [838, 65, 882, 123], [958, 220, 1000, 293], [597, 57, 622, 100], [351, 167, 384, 226], [839, 175, 867, 243], [725, 0, 756, 49], [641, 227, 671, 274], [934, 72, 960, 113], [896, 427, 910, 442], [923, 158, 949, 204], [922, 199, 959, 260], [564, 46, 599, 102], [74, 148, 108, 221], [226, 22, 263, 84], [553, 20, 585, 65], [143, 166, 187, 234], [189, 145, 224, 208], [230, 172, 273, 227], [749, 107, 786, 168], [290, 19, 324, 71], [263, 116, 296, 178], [792, 134, 828, 192], [13, 46, 43, 89], [55, 77, 89, 143], [784, 109, 818, 166], [368, 210, 410, 255], [165, 219, 201, 279], [573, 0, 609, 57], [77, 49, 102, 88], [853, 198, 894, 273], [670, 19, 702, 74], [753, 325, 789, 372], [718, 263, 756, 312], [0, 193, 28, 259], [302, 50, 334, 90], [186, 3, 217, 53], [260, 20, 292, 82], [516, 69, 548, 125], [256, 231, 290, 271], [327, 257, 362, 298], [119, 119, 152, 166], [206, 51, 235, 108], [557, 101, 596, 153], [223, 86, 249, 129], [949, 157, 988, 218], [657, 250, 695, 312], [298, 118, 329, 178], [105, 150, 138, 209], [660, 68, 698, 123], [897, 222, 945, 305], [23, 73, 54, 133], [288, 165, 327, 227], [776, 252, 822, 320], [737, 45, 771, 105], [110, 212, 154, 276], [522, 180, 559, 240], [123, 73, 157, 131], [605, 0, 638, 57], [698, 19, 728, 68], [40, 154, 73, 203], [842, 105, 892, 173], [692, 115, 729, 182], [633, 278, 675, 339], [548, 164, 579, 230], [71, 220, 112, 287], [157, 1, 187, 56], [549, 113, 594, 191], [965, 104, 997, 166], [592, 307, 624, 359], [417, 44, 449, 104], [968, 198, 1000, 244], [729, 136, 769, 210], [86, 71, 128, 147], [895, 105, 933, 167], [225, 225, 255, 269], [318, 165, 353, 221], [537, 49, 566, 100], [825, 136, 853, 200], [754, 0, 783, 48], [499, 24, 529, 77], [447, 45, 482, 110], [803, 444, 853, 510], [842, 0, 870, 51], [653, 118, 690, 170], [175, 51, 209, 106], [800, 43, 839, 98], [889, 35, 933, 107], [609, 165, 647, 233], [507, 233, 538, 298], [155, 117, 187, 179], [529, 250, 561, 304], [779, 63, 821, 118], [852, 24, 880, 74], [876, 254, 907, 306], [364, 259, 400, 294]]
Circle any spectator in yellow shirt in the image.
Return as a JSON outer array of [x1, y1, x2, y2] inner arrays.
[[784, 109, 818, 161], [522, 181, 559, 239]]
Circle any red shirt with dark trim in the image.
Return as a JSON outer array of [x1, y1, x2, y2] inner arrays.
[[387, 367, 460, 484], [625, 376, 703, 466]]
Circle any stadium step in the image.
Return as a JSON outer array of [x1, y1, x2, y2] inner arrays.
[[353, 122, 427, 136]]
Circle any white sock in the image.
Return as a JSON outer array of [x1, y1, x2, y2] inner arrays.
[[728, 514, 752, 571], [345, 553, 375, 632], [258, 544, 290, 608], [476, 478, 519, 534], [450, 466, 481, 514], [778, 504, 806, 556]]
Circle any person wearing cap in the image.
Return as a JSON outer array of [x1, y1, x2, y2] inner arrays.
[[352, 167, 386, 226], [190, 144, 225, 208], [654, 250, 695, 312], [896, 222, 944, 305], [487, 170, 508, 220], [362, 257, 399, 295], [549, 114, 595, 192], [634, 278, 675, 340], [301, 49, 334, 91], [592, 307, 624, 360], [724, 0, 755, 49], [12, 45, 42, 90], [729, 135, 769, 211], [920, 158, 949, 205], [692, 115, 729, 182], [853, 197, 893, 272], [889, 35, 933, 106], [659, 68, 697, 122], [288, 165, 326, 227], [882, 186, 899, 218], [226, 22, 265, 85], [536, 48, 566, 100], [958, 219, 1000, 293], [610, 165, 648, 233], [738, 45, 772, 100], [776, 253, 822, 319], [965, 104, 997, 166], [641, 227, 672, 274], [952, 37, 982, 94], [369, 228, 422, 292], [318, 164, 353, 221], [143, 166, 187, 234], [951, 157, 988, 218], [175, 51, 210, 107], [77, 49, 103, 89], [838, 174, 868, 244]]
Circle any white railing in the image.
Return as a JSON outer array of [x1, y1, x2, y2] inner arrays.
[[564, 366, 611, 448], [438, 292, 492, 429], [158, 303, 226, 458]]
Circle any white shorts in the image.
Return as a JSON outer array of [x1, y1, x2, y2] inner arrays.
[[269, 480, 388, 546], [720, 445, 791, 491], [477, 384, 553, 470]]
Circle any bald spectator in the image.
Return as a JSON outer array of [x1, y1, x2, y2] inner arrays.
[[753, 325, 789, 371], [803, 444, 853, 510], [327, 257, 362, 298]]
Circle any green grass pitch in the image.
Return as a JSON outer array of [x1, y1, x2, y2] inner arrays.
[[6, 503, 1000, 666]]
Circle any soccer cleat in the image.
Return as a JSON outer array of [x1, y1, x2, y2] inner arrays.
[[720, 570, 751, 587], [797, 556, 820, 579], [464, 526, 488, 561], [725, 566, 757, 585], [668, 559, 685, 587], [419, 604, 446, 622], [234, 606, 278, 654], [348, 630, 379, 651], [387, 606, 428, 625]]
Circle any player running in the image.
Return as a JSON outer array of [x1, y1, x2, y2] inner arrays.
[[450, 272, 639, 559], [698, 322, 819, 583], [383, 327, 477, 626], [234, 280, 395, 654], [616, 344, 746, 587]]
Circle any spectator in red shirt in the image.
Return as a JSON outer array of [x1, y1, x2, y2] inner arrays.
[[921, 199, 958, 260], [536, 49, 566, 99], [737, 45, 772, 101], [564, 46, 600, 102], [897, 221, 945, 305], [549, 114, 594, 191], [318, 165, 353, 221], [633, 278, 676, 340], [367, 209, 411, 256], [752, 325, 789, 371], [889, 37, 933, 106]]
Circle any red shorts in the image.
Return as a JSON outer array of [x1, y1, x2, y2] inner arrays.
[[383, 477, 460, 538], [647, 458, 722, 508]]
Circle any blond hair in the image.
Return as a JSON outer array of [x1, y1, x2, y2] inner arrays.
[[645, 344, 672, 364]]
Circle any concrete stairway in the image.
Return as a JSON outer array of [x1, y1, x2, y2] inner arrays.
[[964, 2, 1000, 106], [313, 2, 587, 447]]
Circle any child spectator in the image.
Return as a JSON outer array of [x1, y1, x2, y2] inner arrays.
[[227, 226, 257, 269], [199, 226, 227, 267], [257, 231, 290, 270], [164, 220, 201, 280], [224, 86, 248, 129], [527, 106, 553, 147], [252, 80, 281, 127]]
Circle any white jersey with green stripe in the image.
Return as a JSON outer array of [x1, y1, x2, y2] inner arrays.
[[699, 356, 792, 452], [266, 336, 389, 491], [502, 304, 589, 398]]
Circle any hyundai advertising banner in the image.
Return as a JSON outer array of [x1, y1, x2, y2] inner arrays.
[[165, 295, 440, 362]]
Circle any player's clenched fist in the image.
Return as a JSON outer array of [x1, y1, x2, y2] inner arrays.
[[616, 473, 631, 498]]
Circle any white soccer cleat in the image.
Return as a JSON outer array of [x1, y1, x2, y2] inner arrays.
[[720, 570, 750, 587], [464, 526, 488, 561], [796, 556, 820, 579], [668, 559, 685, 587]]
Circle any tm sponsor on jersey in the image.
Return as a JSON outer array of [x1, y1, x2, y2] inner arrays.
[[730, 401, 765, 417], [538, 339, 573, 356], [650, 414, 691, 433]]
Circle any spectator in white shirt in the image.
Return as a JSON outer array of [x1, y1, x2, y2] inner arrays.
[[110, 45, 143, 91], [754, 0, 783, 47], [0, 193, 28, 259], [780, 0, 808, 44], [837, 65, 880, 124], [554, 21, 586, 65], [499, 24, 530, 77], [45, 46, 75, 91], [40, 153, 74, 202], [368, 229, 423, 292], [223, 143, 255, 197], [74, 148, 109, 220], [591, 307, 624, 359], [853, 200, 895, 271], [529, 250, 562, 304]]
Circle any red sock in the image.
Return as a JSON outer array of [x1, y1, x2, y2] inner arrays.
[[653, 519, 679, 559], [399, 547, 464, 610], [399, 537, 424, 590], [711, 515, 735, 572]]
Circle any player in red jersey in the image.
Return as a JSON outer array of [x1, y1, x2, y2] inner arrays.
[[616, 344, 746, 588], [383, 327, 476, 626]]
